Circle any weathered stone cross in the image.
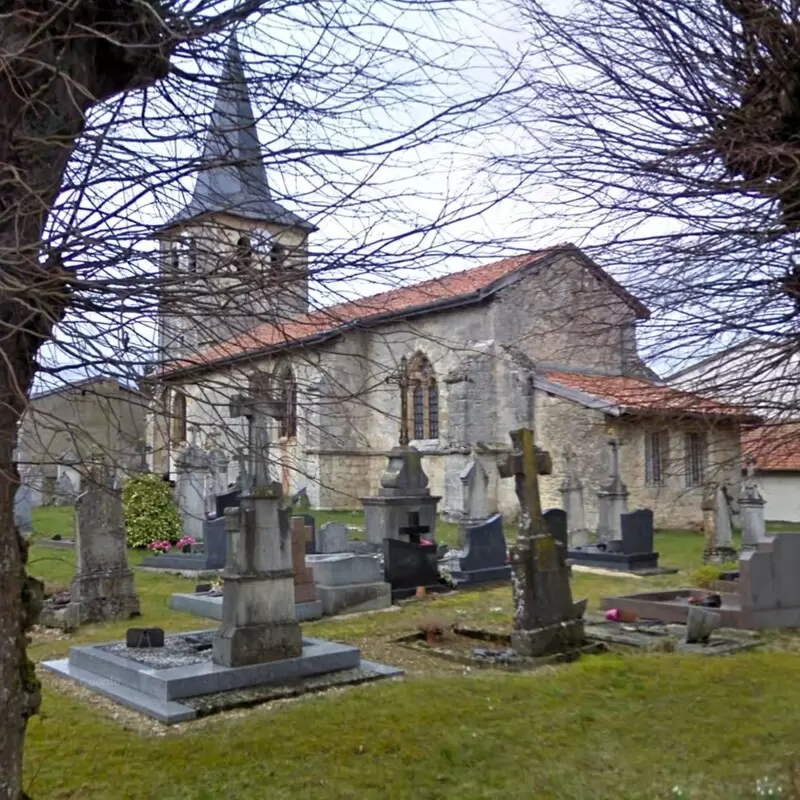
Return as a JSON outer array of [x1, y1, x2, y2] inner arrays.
[[229, 378, 284, 487], [497, 427, 585, 657], [385, 355, 411, 447]]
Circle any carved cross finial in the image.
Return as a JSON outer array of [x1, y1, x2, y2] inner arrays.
[[230, 381, 284, 485], [497, 428, 552, 536], [607, 437, 621, 479], [563, 445, 575, 473], [745, 455, 757, 481], [386, 355, 411, 446]]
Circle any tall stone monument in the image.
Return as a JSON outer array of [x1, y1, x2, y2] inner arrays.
[[703, 481, 738, 563], [174, 434, 209, 542], [596, 438, 629, 541], [65, 459, 140, 625], [459, 453, 490, 524], [362, 357, 440, 545], [497, 428, 586, 657], [740, 460, 766, 548], [213, 385, 302, 667], [559, 446, 589, 547]]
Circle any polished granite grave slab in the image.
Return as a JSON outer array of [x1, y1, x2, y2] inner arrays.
[[42, 630, 403, 724], [169, 592, 323, 622]]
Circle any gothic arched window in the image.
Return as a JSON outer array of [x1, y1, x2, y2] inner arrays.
[[236, 235, 253, 271], [277, 365, 297, 439], [171, 390, 187, 444], [407, 353, 439, 440], [270, 242, 286, 271]]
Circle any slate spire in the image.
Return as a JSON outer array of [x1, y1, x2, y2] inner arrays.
[[170, 33, 314, 230]]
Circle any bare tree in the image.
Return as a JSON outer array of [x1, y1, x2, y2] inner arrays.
[[0, 2, 518, 795], [492, 0, 800, 386]]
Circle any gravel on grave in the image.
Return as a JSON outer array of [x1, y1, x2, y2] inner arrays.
[[102, 631, 216, 669], [181, 664, 398, 716]]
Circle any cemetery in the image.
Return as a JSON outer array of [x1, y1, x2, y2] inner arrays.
[[18, 415, 800, 798]]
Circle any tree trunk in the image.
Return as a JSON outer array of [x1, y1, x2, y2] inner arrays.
[[0, 6, 172, 796]]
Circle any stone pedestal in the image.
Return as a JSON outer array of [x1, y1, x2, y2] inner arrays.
[[175, 443, 209, 542], [212, 483, 302, 668], [361, 446, 440, 546], [740, 483, 766, 549]]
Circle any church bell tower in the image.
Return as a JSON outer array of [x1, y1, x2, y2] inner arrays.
[[157, 34, 316, 361]]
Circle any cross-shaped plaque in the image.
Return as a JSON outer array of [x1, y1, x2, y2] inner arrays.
[[385, 355, 411, 447], [229, 375, 285, 487]]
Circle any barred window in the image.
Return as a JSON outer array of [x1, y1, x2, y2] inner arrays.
[[644, 431, 669, 486], [685, 432, 707, 487], [171, 390, 187, 445], [406, 353, 439, 440]]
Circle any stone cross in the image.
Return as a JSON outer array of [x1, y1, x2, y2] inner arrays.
[[560, 446, 588, 547], [497, 428, 585, 657], [596, 438, 629, 541], [230, 381, 284, 487], [385, 355, 411, 447]]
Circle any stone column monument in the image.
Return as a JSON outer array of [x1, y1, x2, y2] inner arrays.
[[596, 438, 629, 541], [174, 434, 210, 542], [740, 460, 766, 548], [213, 386, 302, 667], [560, 446, 589, 547], [497, 427, 586, 657], [703, 481, 738, 563]]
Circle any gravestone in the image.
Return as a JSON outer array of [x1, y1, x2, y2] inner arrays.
[[299, 513, 317, 554], [739, 462, 766, 548], [621, 508, 655, 555], [560, 447, 590, 547], [14, 482, 33, 535], [704, 483, 738, 563], [291, 516, 319, 607], [64, 460, 140, 625], [543, 508, 568, 550], [308, 553, 391, 615], [497, 428, 586, 657], [444, 513, 510, 586], [54, 472, 78, 506], [362, 444, 440, 546], [21, 467, 44, 508], [317, 521, 349, 554], [596, 439, 629, 541], [383, 538, 442, 600], [215, 486, 240, 519], [459, 454, 490, 523], [213, 385, 302, 667], [174, 442, 209, 542]]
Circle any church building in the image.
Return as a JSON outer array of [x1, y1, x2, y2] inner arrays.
[[146, 37, 751, 529]]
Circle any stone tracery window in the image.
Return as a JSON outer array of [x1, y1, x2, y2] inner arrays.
[[171, 389, 187, 444], [277, 365, 297, 439], [407, 353, 439, 440]]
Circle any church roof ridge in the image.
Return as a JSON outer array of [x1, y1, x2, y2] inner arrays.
[[167, 33, 314, 231], [161, 244, 648, 376]]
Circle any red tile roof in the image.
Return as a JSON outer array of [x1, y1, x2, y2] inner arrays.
[[742, 423, 800, 471], [165, 245, 648, 374], [543, 370, 754, 419]]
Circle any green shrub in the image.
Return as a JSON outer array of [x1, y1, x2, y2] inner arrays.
[[690, 561, 740, 588], [123, 474, 182, 548]]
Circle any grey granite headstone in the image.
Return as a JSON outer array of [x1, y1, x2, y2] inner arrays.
[[175, 443, 209, 542], [771, 534, 800, 609], [317, 521, 349, 554], [14, 482, 33, 534], [560, 446, 589, 547], [596, 439, 629, 541], [64, 460, 140, 625], [448, 513, 510, 586], [620, 509, 654, 555], [54, 472, 78, 506], [459, 454, 490, 523]]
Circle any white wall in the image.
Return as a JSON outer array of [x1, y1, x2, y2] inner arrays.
[[761, 472, 800, 523]]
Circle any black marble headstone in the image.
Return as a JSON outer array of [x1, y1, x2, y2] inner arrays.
[[384, 538, 442, 600], [215, 488, 240, 520], [302, 514, 317, 554], [202, 517, 228, 569], [126, 627, 165, 648], [620, 508, 654, 555], [543, 508, 568, 550], [452, 513, 510, 586]]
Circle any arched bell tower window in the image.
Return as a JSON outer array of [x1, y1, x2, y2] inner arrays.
[[277, 365, 297, 439], [270, 242, 286, 271], [187, 238, 198, 272], [236, 235, 253, 270], [171, 390, 187, 444], [406, 352, 439, 440]]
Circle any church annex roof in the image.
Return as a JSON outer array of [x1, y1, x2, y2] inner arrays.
[[162, 244, 650, 376], [742, 422, 800, 471], [539, 369, 757, 420], [167, 35, 315, 231]]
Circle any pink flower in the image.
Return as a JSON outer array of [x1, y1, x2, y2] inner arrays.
[[176, 536, 196, 550]]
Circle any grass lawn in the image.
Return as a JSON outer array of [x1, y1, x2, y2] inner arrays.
[[22, 507, 800, 799]]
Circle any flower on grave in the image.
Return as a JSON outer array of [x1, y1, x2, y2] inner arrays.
[[438, 564, 456, 588], [211, 578, 224, 593], [756, 777, 783, 797], [176, 536, 196, 550], [147, 539, 172, 554], [670, 788, 686, 798]]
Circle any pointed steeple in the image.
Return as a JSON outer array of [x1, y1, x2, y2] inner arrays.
[[170, 33, 314, 230]]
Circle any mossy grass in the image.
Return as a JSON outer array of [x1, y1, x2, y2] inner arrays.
[[22, 506, 800, 799]]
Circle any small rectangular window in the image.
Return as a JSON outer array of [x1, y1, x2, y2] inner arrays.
[[644, 431, 668, 486], [684, 431, 706, 487]]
